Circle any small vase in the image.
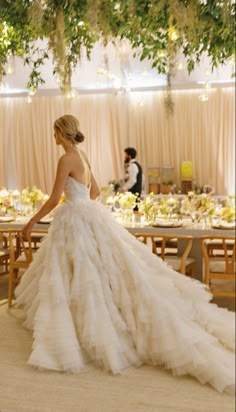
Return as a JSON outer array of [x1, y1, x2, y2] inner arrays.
[[122, 208, 133, 223]]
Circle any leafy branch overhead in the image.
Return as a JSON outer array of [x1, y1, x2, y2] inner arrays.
[[0, 0, 235, 94]]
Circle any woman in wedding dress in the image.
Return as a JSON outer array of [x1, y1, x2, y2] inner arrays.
[[16, 115, 235, 394]]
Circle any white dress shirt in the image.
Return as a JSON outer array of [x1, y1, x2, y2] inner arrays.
[[122, 160, 139, 191]]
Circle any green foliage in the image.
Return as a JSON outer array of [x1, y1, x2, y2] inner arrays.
[[0, 0, 235, 93]]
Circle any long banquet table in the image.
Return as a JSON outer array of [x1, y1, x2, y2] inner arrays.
[[0, 216, 235, 281]]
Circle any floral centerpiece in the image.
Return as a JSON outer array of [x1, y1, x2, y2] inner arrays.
[[0, 188, 15, 215], [181, 192, 216, 224], [113, 191, 138, 222], [159, 195, 180, 217], [21, 186, 45, 211], [217, 196, 236, 222], [108, 180, 121, 194], [219, 206, 236, 222], [138, 193, 159, 222], [98, 184, 116, 206], [0, 188, 10, 207], [138, 193, 180, 223], [0, 185, 48, 216], [115, 192, 137, 210]]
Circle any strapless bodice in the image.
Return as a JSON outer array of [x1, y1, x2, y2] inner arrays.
[[64, 176, 90, 202]]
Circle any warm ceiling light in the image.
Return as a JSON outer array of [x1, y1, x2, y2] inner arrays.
[[176, 61, 184, 71], [168, 27, 178, 42], [199, 94, 209, 102]]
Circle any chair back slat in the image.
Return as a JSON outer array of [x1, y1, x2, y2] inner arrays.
[[134, 233, 195, 276], [222, 240, 235, 273], [7, 228, 48, 307], [201, 235, 235, 298], [0, 229, 10, 276]]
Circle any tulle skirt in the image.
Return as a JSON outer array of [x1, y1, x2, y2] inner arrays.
[[15, 200, 235, 394]]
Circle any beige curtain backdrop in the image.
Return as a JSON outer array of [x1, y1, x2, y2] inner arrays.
[[0, 87, 234, 195]]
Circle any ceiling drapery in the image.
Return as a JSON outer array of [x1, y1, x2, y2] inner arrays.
[[0, 0, 235, 97]]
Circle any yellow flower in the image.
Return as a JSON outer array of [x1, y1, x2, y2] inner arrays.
[[116, 192, 137, 210]]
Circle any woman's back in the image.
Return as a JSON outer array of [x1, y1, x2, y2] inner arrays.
[[66, 149, 91, 187]]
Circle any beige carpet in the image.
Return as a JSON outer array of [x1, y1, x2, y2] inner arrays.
[[0, 301, 235, 412]]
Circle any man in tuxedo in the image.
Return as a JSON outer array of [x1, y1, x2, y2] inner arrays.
[[121, 147, 143, 197]]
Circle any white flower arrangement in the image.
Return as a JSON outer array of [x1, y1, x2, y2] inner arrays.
[[0, 188, 10, 199], [115, 192, 137, 210], [219, 205, 235, 222], [98, 184, 116, 205], [138, 193, 159, 222], [181, 192, 216, 216], [21, 186, 45, 208], [0, 188, 14, 215], [138, 193, 180, 222]]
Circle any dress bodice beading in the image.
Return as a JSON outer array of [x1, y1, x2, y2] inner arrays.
[[64, 176, 90, 202]]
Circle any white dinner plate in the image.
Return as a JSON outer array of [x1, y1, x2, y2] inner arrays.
[[152, 221, 183, 228], [0, 216, 15, 222], [212, 223, 236, 230]]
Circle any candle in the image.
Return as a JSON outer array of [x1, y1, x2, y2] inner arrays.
[[0, 189, 9, 197], [12, 189, 20, 197], [106, 196, 114, 206], [167, 197, 175, 206]]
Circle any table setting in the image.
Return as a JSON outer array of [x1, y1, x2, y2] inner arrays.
[[0, 184, 235, 234], [99, 189, 235, 231], [0, 185, 235, 282]]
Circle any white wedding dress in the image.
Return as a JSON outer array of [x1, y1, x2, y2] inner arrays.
[[15, 176, 235, 393]]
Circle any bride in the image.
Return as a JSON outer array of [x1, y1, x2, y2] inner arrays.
[[16, 114, 235, 394]]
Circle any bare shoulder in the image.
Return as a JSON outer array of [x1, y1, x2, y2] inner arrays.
[[79, 148, 88, 159], [57, 153, 75, 170], [58, 153, 71, 163]]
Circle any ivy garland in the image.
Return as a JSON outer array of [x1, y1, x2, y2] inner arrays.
[[0, 0, 235, 96]]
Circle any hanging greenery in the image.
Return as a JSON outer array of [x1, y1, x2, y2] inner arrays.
[[0, 0, 235, 96]]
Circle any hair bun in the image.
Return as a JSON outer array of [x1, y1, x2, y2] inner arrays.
[[74, 131, 85, 143]]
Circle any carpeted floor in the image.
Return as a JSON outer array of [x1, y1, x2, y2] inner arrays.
[[0, 274, 235, 412]]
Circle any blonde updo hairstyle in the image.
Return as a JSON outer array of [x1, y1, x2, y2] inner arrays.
[[54, 114, 85, 144]]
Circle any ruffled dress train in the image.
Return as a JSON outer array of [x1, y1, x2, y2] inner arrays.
[[15, 177, 235, 394]]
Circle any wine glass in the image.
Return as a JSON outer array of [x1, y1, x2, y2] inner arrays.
[[190, 210, 202, 228]]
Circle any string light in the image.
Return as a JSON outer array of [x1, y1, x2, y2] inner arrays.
[[142, 67, 148, 77], [28, 87, 37, 96], [64, 88, 78, 99], [5, 53, 15, 74], [114, 2, 120, 11], [198, 94, 209, 102], [168, 27, 178, 42], [176, 61, 184, 71], [113, 78, 122, 89], [6, 64, 14, 74]]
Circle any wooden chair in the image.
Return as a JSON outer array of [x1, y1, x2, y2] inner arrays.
[[8, 228, 48, 307], [206, 238, 235, 257], [0, 229, 10, 276], [201, 235, 235, 298], [154, 237, 178, 256], [134, 233, 195, 276]]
